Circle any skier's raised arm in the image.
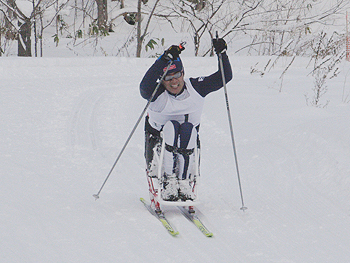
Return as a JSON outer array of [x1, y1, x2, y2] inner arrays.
[[190, 38, 233, 97]]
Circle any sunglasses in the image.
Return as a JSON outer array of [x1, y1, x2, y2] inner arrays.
[[164, 71, 183, 81]]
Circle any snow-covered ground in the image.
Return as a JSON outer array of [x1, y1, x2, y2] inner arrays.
[[1, 54, 350, 262]]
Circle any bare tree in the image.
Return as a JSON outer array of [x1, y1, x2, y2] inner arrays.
[[0, 0, 70, 56], [305, 31, 345, 107], [1, 0, 349, 59], [0, 4, 17, 56], [96, 0, 108, 31], [136, 0, 160, 57], [0, 0, 34, 56], [154, 0, 264, 56], [136, 0, 142, 57], [236, 0, 349, 56], [156, 0, 227, 56]]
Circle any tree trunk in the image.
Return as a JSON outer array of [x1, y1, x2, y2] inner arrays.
[[136, 0, 142, 57], [18, 19, 31, 57], [33, 0, 37, 57], [96, 0, 108, 31]]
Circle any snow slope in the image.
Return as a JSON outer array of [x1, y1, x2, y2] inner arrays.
[[1, 55, 350, 263]]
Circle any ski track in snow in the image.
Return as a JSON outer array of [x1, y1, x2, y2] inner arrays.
[[1, 56, 350, 262], [69, 88, 104, 151]]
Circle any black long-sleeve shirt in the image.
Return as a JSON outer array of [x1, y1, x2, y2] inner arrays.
[[140, 53, 233, 101]]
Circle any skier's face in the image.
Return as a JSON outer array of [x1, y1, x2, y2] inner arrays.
[[163, 71, 185, 95]]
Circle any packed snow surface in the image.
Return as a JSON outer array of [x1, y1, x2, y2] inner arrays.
[[1, 55, 350, 262]]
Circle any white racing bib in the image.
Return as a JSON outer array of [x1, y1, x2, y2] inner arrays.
[[147, 79, 205, 131]]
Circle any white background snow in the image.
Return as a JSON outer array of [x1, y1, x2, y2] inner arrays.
[[1, 49, 350, 261]]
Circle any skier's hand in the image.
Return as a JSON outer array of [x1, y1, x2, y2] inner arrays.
[[212, 38, 227, 54], [162, 45, 185, 61]]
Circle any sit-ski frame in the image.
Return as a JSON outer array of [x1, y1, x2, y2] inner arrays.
[[151, 131, 201, 207]]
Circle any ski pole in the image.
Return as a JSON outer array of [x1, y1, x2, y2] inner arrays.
[[216, 31, 247, 211], [93, 61, 174, 200]]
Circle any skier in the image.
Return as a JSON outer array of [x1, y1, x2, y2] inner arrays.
[[140, 37, 232, 210]]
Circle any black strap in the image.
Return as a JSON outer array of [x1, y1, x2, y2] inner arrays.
[[184, 114, 189, 122], [165, 143, 194, 156]]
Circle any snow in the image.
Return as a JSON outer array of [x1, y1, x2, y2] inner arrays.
[[1, 54, 350, 263], [14, 0, 33, 18]]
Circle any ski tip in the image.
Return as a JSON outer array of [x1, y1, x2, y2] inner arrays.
[[165, 228, 179, 237], [172, 231, 180, 236]]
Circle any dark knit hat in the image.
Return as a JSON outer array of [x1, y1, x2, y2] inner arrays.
[[163, 57, 183, 75]]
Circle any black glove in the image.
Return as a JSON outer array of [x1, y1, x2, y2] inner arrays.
[[162, 45, 185, 61], [212, 38, 227, 54]]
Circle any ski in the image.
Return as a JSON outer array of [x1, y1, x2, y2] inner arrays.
[[178, 206, 213, 237], [140, 198, 179, 237]]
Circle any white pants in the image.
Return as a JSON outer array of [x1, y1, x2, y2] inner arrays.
[[162, 120, 197, 180]]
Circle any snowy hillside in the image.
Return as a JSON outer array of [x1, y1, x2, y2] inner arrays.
[[1, 54, 350, 262]]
